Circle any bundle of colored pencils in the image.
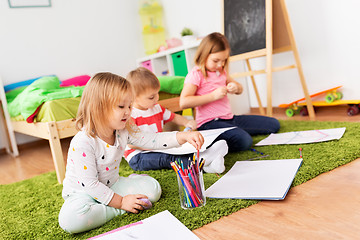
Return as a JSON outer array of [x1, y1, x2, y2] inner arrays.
[[171, 154, 205, 208]]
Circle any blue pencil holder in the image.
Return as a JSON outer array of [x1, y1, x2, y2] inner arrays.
[[176, 170, 206, 209]]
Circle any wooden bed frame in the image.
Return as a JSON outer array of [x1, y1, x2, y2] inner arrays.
[[0, 77, 79, 184], [1, 76, 181, 185]]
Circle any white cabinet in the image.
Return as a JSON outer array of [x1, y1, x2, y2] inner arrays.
[[136, 40, 201, 77]]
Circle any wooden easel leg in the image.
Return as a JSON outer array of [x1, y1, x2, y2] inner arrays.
[[47, 122, 66, 184], [266, 59, 273, 117], [279, 0, 315, 120], [245, 59, 265, 115], [266, 0, 273, 117], [293, 54, 315, 120]]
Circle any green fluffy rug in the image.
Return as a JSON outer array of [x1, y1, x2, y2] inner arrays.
[[1, 120, 360, 239]]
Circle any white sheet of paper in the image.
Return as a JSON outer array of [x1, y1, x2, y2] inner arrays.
[[255, 127, 346, 146], [146, 127, 235, 155], [205, 159, 303, 200], [89, 210, 199, 240]]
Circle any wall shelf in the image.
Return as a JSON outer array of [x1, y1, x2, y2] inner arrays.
[[137, 40, 201, 76]]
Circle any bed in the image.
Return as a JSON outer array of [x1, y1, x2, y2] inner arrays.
[[0, 75, 89, 184], [0, 75, 184, 184]]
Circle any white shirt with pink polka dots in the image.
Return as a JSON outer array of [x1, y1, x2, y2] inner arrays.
[[62, 129, 179, 204]]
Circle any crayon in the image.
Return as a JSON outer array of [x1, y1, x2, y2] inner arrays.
[[250, 148, 264, 155]]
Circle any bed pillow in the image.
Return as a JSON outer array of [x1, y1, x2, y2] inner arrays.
[[60, 75, 91, 87], [4, 75, 56, 92]]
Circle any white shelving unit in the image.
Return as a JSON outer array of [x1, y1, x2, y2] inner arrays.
[[136, 40, 201, 76]]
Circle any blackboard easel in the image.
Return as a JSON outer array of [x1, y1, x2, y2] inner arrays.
[[222, 0, 315, 119]]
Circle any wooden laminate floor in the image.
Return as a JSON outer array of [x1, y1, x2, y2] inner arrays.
[[0, 106, 359, 239], [195, 106, 360, 240]]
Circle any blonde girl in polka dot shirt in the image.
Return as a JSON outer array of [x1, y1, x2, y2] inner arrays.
[[59, 72, 204, 234]]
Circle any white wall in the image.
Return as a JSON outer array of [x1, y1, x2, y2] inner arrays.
[[161, 0, 223, 39], [0, 0, 142, 83], [0, 0, 143, 148]]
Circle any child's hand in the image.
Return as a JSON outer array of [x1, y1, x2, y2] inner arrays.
[[212, 86, 227, 100], [176, 131, 204, 150], [226, 82, 238, 94], [119, 194, 149, 213], [185, 120, 197, 130], [227, 82, 243, 94]]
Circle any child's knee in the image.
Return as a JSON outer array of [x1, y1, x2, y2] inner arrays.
[[58, 196, 90, 233], [228, 132, 253, 152], [112, 175, 162, 203], [58, 194, 120, 234], [59, 202, 84, 234], [128, 158, 141, 171], [269, 117, 280, 133], [141, 176, 162, 202]]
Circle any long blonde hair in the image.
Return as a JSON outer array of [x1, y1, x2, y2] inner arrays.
[[76, 72, 136, 138], [194, 32, 230, 78]]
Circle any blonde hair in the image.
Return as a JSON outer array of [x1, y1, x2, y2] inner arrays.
[[76, 72, 136, 138], [127, 67, 160, 96], [194, 32, 230, 78]]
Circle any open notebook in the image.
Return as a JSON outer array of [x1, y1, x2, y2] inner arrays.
[[255, 128, 346, 146]]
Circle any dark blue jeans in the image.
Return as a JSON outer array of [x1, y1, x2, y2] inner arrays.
[[198, 115, 280, 153], [129, 152, 194, 171]]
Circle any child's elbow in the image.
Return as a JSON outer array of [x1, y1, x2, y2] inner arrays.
[[179, 98, 187, 109]]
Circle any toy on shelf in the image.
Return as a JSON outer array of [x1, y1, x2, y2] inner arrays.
[[166, 38, 182, 49], [279, 86, 343, 117]]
